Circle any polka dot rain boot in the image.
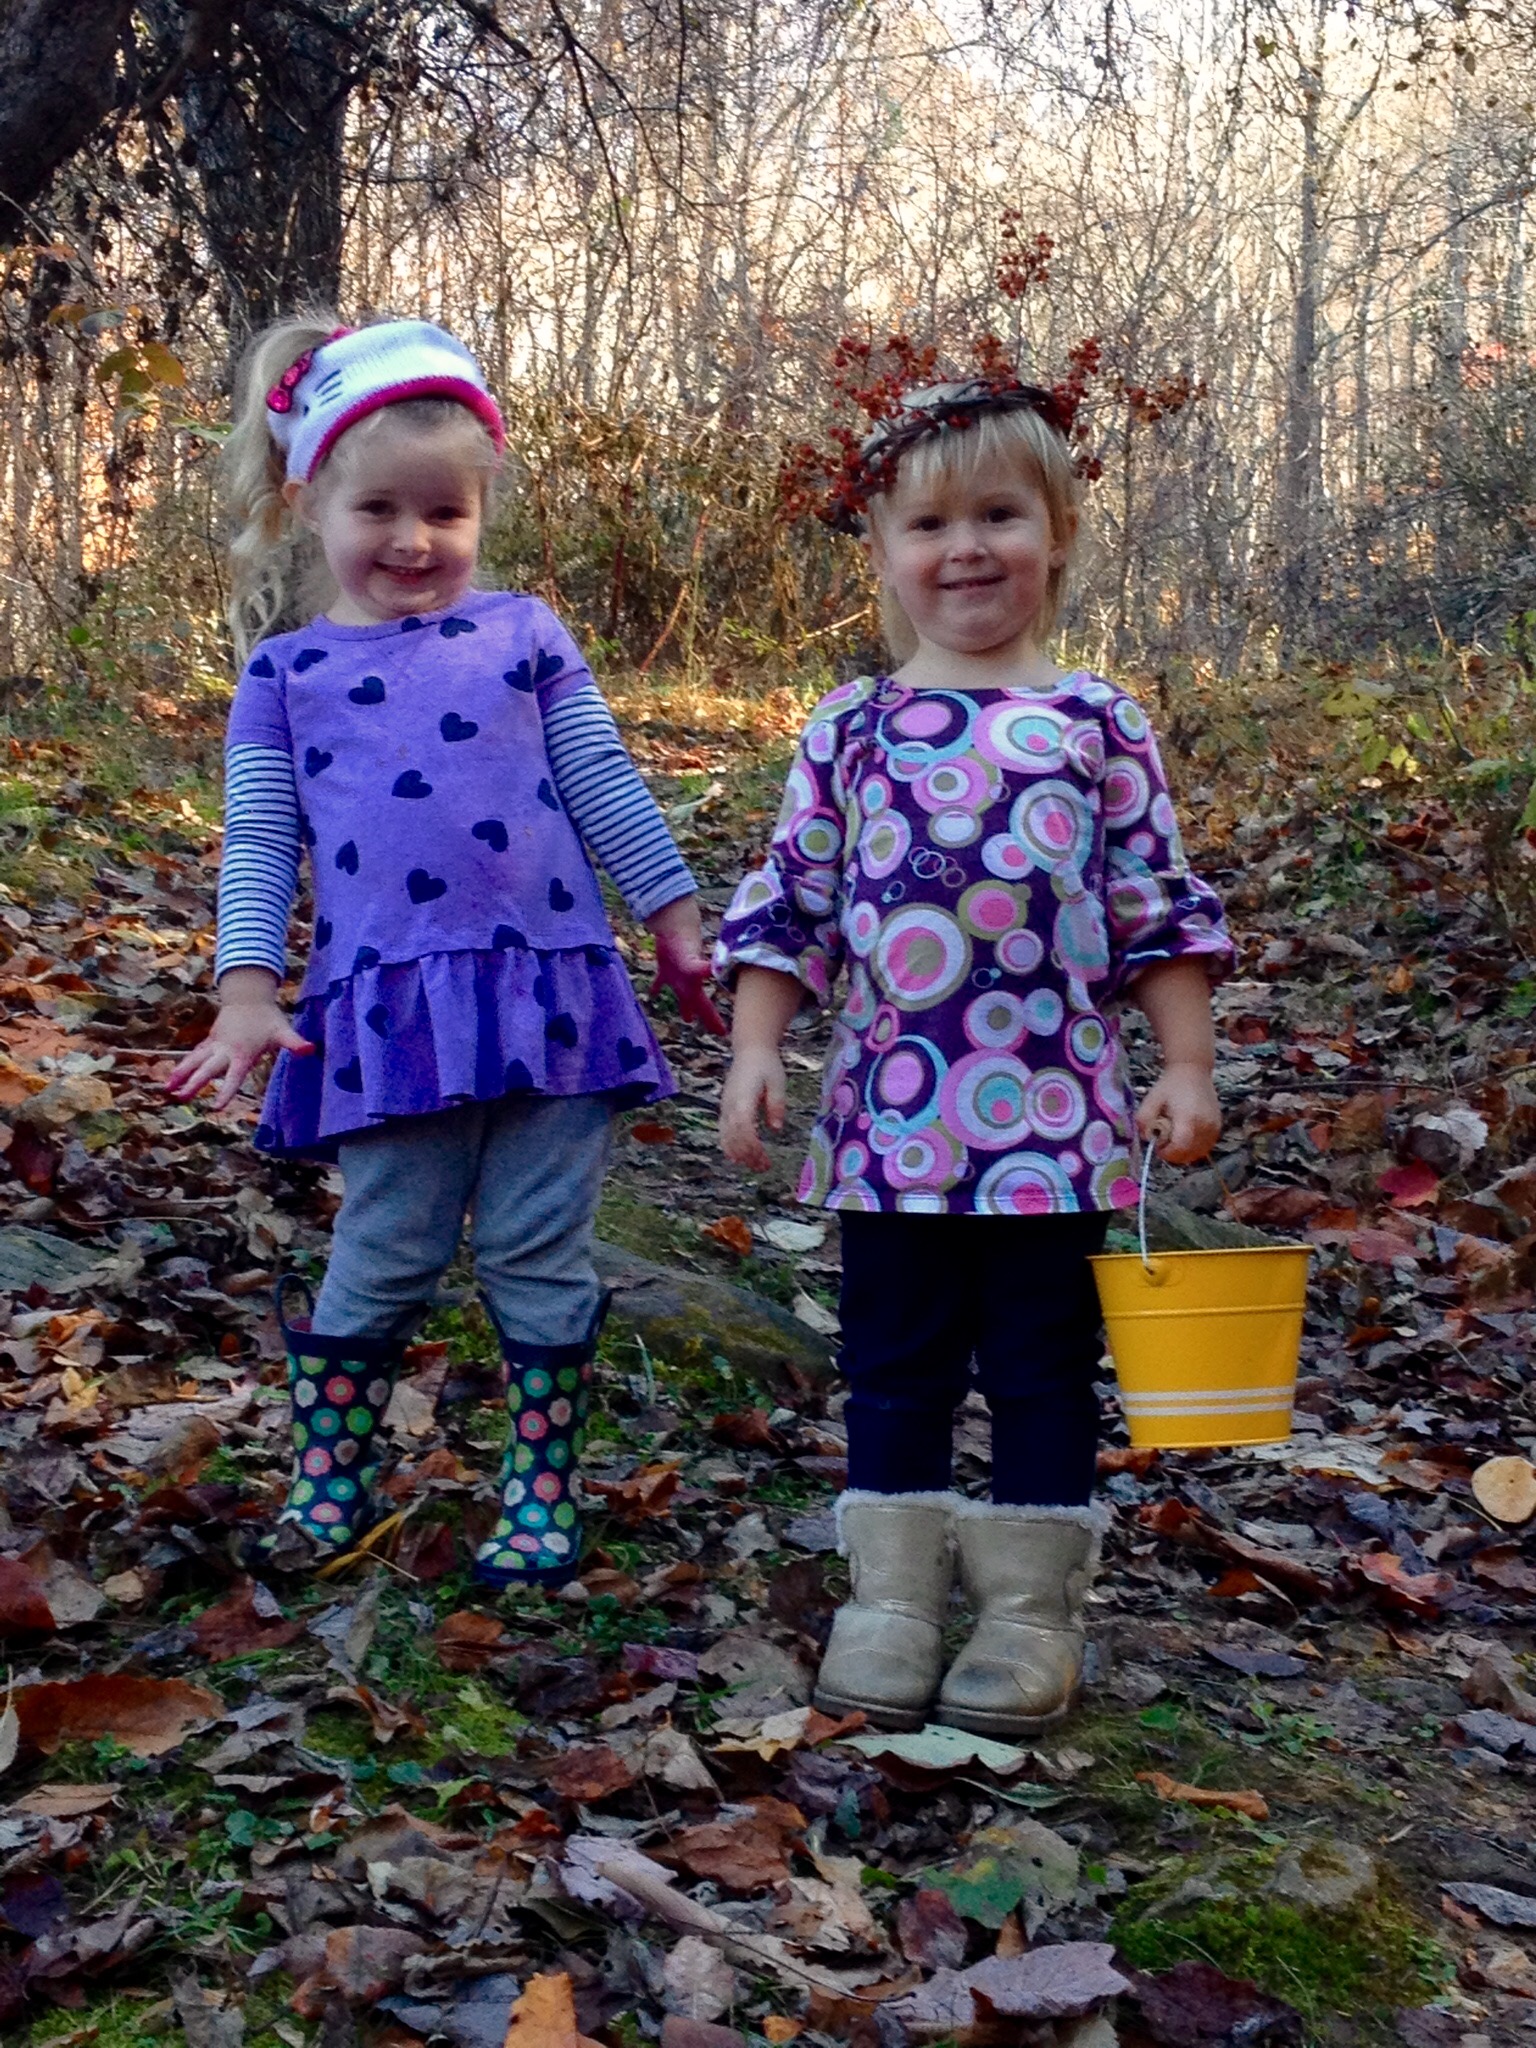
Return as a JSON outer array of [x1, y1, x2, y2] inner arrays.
[[472, 1296, 609, 1591], [271, 1278, 405, 1553]]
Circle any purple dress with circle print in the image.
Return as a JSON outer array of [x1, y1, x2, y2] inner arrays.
[[226, 589, 673, 1157], [713, 672, 1234, 1215]]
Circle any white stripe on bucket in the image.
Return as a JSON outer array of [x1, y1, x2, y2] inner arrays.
[[1121, 1386, 1296, 1414]]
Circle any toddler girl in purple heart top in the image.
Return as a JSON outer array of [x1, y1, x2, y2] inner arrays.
[[168, 314, 721, 1585]]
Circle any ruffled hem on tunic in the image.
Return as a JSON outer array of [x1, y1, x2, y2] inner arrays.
[[254, 942, 673, 1159]]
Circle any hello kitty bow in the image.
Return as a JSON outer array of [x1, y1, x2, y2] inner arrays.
[[264, 319, 507, 483]]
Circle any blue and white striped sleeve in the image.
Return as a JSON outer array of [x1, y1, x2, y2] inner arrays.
[[215, 744, 302, 981], [543, 685, 695, 921]]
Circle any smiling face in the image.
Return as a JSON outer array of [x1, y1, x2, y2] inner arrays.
[[869, 447, 1072, 664], [288, 408, 489, 625]]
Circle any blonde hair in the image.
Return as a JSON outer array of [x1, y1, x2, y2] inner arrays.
[[224, 311, 501, 662], [865, 391, 1080, 662]]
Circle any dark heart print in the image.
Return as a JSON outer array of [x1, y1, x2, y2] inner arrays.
[[335, 840, 359, 874], [440, 617, 477, 637], [617, 1037, 648, 1072], [349, 675, 386, 705], [492, 925, 526, 951], [545, 1012, 579, 1050], [304, 747, 333, 778], [315, 917, 333, 948], [334, 1057, 363, 1092], [301, 818, 317, 848], [393, 770, 433, 799], [549, 878, 575, 912], [532, 971, 554, 1010], [364, 1003, 390, 1036], [249, 653, 276, 680], [536, 778, 560, 811], [472, 819, 509, 853], [503, 647, 564, 693], [407, 868, 448, 904], [400, 617, 427, 632], [505, 1058, 534, 1089], [441, 712, 480, 742], [353, 946, 382, 972], [292, 647, 329, 672]]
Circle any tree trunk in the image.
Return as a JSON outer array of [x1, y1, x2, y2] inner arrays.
[[0, 0, 132, 243], [177, 2, 356, 355], [1280, 8, 1325, 617]]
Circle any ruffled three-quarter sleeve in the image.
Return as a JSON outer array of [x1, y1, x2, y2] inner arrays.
[[1100, 712, 1234, 999], [713, 713, 849, 1008]]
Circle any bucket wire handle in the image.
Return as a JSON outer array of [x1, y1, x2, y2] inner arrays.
[[1138, 1118, 1173, 1274]]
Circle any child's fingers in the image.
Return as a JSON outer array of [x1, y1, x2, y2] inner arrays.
[[276, 1026, 315, 1055], [691, 983, 728, 1036], [166, 1047, 225, 1099]]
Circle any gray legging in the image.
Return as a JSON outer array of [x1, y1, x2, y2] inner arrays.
[[313, 1092, 613, 1346]]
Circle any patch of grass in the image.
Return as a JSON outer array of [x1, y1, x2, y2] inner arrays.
[[597, 1184, 697, 1265], [429, 1678, 526, 1760], [1113, 1880, 1453, 2033]]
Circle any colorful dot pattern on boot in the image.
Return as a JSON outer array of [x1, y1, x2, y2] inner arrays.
[[475, 1355, 592, 1582], [278, 1346, 396, 1547]]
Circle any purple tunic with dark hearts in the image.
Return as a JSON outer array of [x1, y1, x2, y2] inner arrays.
[[227, 589, 672, 1156], [714, 671, 1234, 1215]]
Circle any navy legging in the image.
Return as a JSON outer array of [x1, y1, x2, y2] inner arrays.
[[837, 1211, 1109, 1506]]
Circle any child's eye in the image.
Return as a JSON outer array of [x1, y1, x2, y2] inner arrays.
[[910, 515, 944, 532], [984, 504, 1022, 521], [357, 498, 393, 516]]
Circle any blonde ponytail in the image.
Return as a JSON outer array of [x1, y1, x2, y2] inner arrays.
[[224, 311, 341, 664]]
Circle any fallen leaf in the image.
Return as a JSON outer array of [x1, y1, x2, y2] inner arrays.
[[15, 1673, 222, 1757], [1472, 1455, 1536, 1525], [662, 2023, 744, 2048], [1440, 1882, 1536, 1929], [587, 1461, 683, 1524], [435, 1610, 511, 1672], [713, 1705, 864, 1760], [1378, 1160, 1440, 1208], [542, 1743, 638, 1804], [290, 1924, 433, 2014], [662, 1803, 802, 1892], [1136, 1771, 1269, 1820], [760, 1217, 826, 1254], [191, 1578, 304, 1661], [923, 1821, 1078, 1935], [662, 1934, 739, 2020], [0, 1556, 55, 1636], [845, 1724, 1031, 1779], [761, 2020, 803, 2044], [503, 1974, 606, 2048], [1123, 1959, 1303, 2045], [897, 1887, 969, 1970], [1349, 1550, 1457, 1618], [1226, 1185, 1326, 1227], [630, 1122, 676, 1145], [887, 1943, 1129, 2037], [702, 1215, 753, 1257], [9, 1782, 118, 1816], [1204, 1645, 1308, 1679]]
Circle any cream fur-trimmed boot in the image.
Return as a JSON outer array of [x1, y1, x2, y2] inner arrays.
[[813, 1491, 955, 1730], [936, 1501, 1107, 1738]]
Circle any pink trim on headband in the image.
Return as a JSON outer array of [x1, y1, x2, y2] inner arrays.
[[303, 377, 507, 480]]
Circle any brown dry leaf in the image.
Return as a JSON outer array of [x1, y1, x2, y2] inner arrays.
[[15, 1673, 222, 1757], [1136, 1771, 1269, 1820], [1351, 1550, 1457, 1617], [0, 1554, 56, 1636], [502, 1973, 605, 2048], [897, 1887, 970, 1971], [702, 1215, 754, 1257], [543, 1743, 639, 1804], [664, 1802, 802, 1892], [587, 1461, 683, 1525], [290, 1924, 433, 2014], [326, 1684, 427, 1743], [9, 1782, 118, 1817], [191, 1578, 304, 1661], [713, 1705, 865, 1761], [435, 1610, 511, 1672], [630, 1122, 677, 1145], [662, 1934, 739, 2021], [1472, 1455, 1536, 1526]]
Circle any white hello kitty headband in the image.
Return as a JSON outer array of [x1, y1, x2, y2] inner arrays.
[[265, 319, 506, 483]]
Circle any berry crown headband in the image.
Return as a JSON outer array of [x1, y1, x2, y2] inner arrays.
[[778, 333, 1104, 534]]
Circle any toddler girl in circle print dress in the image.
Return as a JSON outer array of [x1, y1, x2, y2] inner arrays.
[[716, 377, 1235, 1735], [168, 315, 720, 1586]]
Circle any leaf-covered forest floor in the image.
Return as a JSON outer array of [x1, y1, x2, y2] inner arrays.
[[0, 653, 1534, 2048]]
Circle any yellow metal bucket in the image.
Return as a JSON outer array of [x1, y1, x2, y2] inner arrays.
[[1090, 1154, 1312, 1450]]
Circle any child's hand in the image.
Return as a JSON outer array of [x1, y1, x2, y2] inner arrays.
[[1136, 1064, 1222, 1165], [645, 895, 726, 1034], [719, 1047, 787, 1170], [165, 970, 313, 1112]]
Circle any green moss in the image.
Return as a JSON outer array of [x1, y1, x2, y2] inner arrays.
[[301, 1707, 377, 1760], [29, 1976, 300, 2048], [1113, 1868, 1453, 2033], [428, 1680, 525, 1760]]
